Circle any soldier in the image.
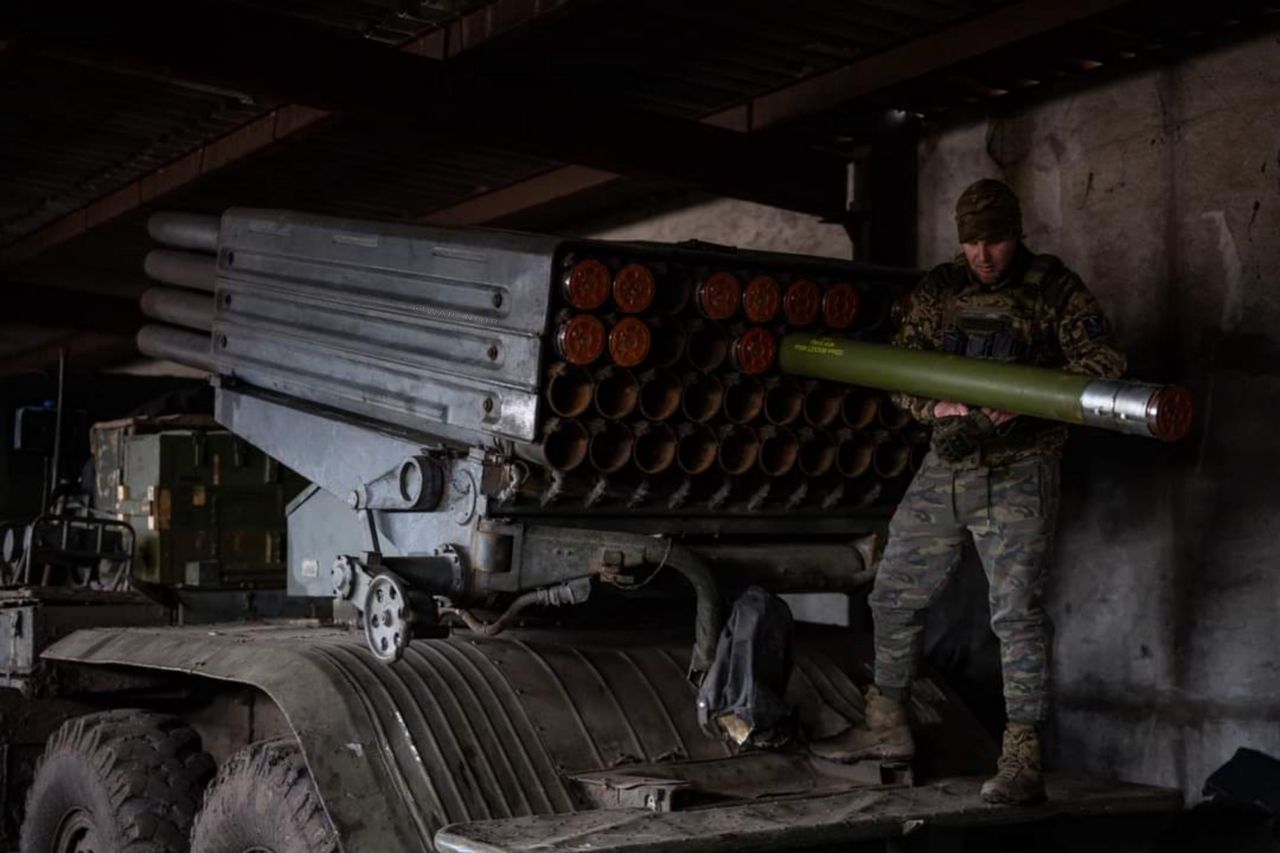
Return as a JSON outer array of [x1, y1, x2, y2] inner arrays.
[[810, 179, 1126, 804]]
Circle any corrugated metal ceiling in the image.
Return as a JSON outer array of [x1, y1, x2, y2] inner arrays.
[[5, 0, 1279, 268], [0, 0, 1005, 248]]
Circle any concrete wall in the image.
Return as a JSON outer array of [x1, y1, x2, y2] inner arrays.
[[917, 34, 1280, 800], [579, 33, 1279, 800], [587, 196, 853, 261]]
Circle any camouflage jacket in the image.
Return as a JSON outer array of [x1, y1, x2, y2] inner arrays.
[[891, 245, 1127, 467]]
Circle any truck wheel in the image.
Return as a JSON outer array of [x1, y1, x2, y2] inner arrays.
[[20, 709, 215, 853], [190, 738, 338, 853]]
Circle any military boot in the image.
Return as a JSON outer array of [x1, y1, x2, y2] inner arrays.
[[980, 722, 1046, 804], [809, 686, 914, 762]]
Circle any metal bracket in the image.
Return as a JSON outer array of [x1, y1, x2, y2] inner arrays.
[[348, 455, 446, 512], [570, 772, 690, 812], [332, 552, 446, 663]]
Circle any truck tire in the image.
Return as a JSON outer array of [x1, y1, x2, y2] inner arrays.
[[20, 709, 215, 853], [190, 738, 338, 853]]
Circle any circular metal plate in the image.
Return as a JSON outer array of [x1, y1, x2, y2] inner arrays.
[[822, 282, 860, 330], [696, 271, 742, 320], [783, 279, 821, 326], [557, 314, 606, 365], [742, 275, 781, 323], [563, 259, 610, 310], [450, 470, 478, 525], [613, 263, 656, 314], [1150, 385, 1194, 441], [732, 327, 777, 375], [364, 573, 413, 663], [608, 317, 652, 367]]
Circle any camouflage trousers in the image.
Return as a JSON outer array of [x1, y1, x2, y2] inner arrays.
[[869, 450, 1060, 723]]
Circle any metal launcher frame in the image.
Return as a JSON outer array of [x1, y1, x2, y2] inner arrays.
[[137, 209, 923, 665]]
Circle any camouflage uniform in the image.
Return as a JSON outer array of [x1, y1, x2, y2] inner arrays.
[[869, 180, 1126, 724]]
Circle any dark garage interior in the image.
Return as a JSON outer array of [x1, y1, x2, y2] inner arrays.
[[2, 1, 1280, 850]]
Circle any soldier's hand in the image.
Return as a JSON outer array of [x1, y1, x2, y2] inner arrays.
[[933, 401, 971, 418], [981, 408, 1018, 426]]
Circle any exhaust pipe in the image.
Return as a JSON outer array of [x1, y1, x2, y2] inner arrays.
[[757, 427, 799, 477], [541, 418, 590, 472], [143, 249, 217, 292], [681, 373, 724, 423], [637, 369, 681, 421], [841, 390, 880, 430], [593, 367, 640, 420], [797, 428, 837, 477], [722, 374, 764, 425], [685, 323, 729, 372], [139, 287, 214, 333], [803, 382, 841, 428], [545, 363, 594, 418], [148, 212, 219, 252], [588, 421, 635, 474], [676, 423, 718, 475], [633, 422, 678, 475], [763, 377, 803, 426], [873, 435, 911, 478], [717, 425, 760, 476], [136, 324, 215, 372], [836, 431, 875, 479]]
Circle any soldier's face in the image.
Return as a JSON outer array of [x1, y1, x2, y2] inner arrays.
[[962, 236, 1018, 284]]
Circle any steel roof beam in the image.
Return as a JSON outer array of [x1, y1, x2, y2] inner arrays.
[[2, 0, 844, 264], [0, 0, 573, 263], [420, 0, 1139, 226]]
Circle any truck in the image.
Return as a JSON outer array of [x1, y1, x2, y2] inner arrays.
[[1, 208, 1183, 852]]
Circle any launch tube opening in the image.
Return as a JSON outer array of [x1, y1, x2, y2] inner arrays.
[[841, 391, 879, 430], [546, 364, 594, 418], [764, 378, 803, 426], [836, 434, 874, 479], [873, 438, 911, 478], [686, 326, 728, 372], [723, 376, 764, 424], [803, 384, 842, 428], [633, 424, 678, 475], [638, 370, 681, 421], [798, 431, 837, 477], [758, 429, 799, 477], [594, 369, 640, 420], [682, 374, 724, 423], [543, 420, 589, 472], [677, 425, 718, 475], [589, 423, 635, 473], [718, 426, 760, 476]]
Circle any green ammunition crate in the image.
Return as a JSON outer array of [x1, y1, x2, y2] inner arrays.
[[92, 415, 303, 587]]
